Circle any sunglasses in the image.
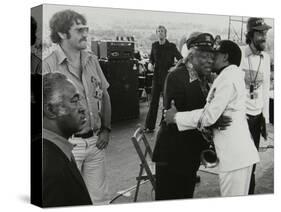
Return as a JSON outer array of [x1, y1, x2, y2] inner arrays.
[[74, 27, 89, 34]]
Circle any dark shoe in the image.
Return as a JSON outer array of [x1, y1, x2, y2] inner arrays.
[[143, 128, 155, 133]]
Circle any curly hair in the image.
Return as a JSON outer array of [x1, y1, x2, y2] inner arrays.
[[245, 31, 255, 45], [49, 10, 87, 44]]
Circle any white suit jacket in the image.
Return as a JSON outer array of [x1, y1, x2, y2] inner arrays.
[[175, 65, 260, 172]]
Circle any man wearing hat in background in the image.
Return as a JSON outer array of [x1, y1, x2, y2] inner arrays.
[[152, 32, 223, 200], [240, 17, 272, 194], [165, 40, 260, 197]]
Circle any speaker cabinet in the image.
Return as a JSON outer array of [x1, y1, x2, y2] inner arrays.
[[98, 41, 134, 60], [91, 40, 100, 57], [99, 59, 139, 122], [270, 97, 274, 125]]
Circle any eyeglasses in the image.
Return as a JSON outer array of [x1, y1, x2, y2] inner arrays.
[[74, 27, 89, 34]]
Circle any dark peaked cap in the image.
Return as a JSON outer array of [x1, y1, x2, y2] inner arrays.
[[247, 17, 272, 32], [214, 40, 242, 67], [186, 32, 215, 51]]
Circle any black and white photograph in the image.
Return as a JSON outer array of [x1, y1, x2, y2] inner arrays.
[[3, 0, 281, 211], [30, 3, 275, 208]]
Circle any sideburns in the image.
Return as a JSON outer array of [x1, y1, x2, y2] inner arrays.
[[66, 31, 71, 39]]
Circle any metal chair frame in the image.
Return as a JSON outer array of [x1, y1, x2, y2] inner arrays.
[[131, 126, 156, 202]]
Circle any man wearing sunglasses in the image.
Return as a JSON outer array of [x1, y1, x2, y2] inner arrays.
[[43, 10, 112, 205]]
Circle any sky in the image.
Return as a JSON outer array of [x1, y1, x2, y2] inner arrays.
[[31, 3, 274, 59], [39, 3, 273, 38]]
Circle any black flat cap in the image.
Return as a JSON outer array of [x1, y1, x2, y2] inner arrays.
[[186, 32, 215, 51]]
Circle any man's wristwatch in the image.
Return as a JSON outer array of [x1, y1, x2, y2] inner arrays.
[[100, 126, 111, 133]]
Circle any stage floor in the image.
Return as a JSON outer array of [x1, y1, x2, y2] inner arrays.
[[105, 100, 274, 204]]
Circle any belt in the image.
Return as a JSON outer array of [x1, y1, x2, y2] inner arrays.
[[74, 130, 94, 139], [247, 113, 262, 120]]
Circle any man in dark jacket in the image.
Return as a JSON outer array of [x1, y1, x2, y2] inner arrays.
[[145, 25, 183, 132], [152, 32, 215, 200], [33, 73, 92, 207]]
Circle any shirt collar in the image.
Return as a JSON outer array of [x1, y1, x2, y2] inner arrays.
[[244, 45, 264, 57], [56, 45, 68, 65], [80, 50, 92, 68], [157, 39, 169, 46], [185, 64, 199, 83], [218, 64, 238, 78], [43, 128, 75, 161], [55, 45, 92, 67]]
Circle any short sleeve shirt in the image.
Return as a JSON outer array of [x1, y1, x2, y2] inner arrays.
[[43, 46, 109, 132], [240, 45, 271, 121]]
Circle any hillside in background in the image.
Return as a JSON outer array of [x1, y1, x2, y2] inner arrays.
[[31, 4, 274, 64]]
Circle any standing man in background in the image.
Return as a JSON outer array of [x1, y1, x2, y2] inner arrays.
[[145, 25, 182, 132], [241, 17, 272, 194], [43, 10, 112, 205]]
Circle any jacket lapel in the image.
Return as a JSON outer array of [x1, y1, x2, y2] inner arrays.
[[66, 158, 90, 194]]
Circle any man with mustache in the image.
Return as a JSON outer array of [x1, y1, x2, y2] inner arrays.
[[34, 73, 92, 207], [43, 10, 112, 204], [241, 17, 272, 194]]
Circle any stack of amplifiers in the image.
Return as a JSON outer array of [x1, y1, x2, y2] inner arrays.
[[91, 40, 100, 57], [93, 40, 139, 122], [99, 59, 139, 123], [91, 40, 134, 60]]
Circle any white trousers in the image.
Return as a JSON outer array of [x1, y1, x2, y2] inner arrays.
[[219, 165, 253, 197], [69, 135, 110, 205]]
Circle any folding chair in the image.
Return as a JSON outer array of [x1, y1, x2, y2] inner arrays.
[[131, 125, 156, 202]]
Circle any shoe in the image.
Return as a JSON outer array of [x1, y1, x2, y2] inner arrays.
[[143, 128, 155, 133]]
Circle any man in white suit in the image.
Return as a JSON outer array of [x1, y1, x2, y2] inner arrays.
[[165, 40, 260, 197]]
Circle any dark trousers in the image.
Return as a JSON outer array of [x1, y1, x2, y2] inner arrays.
[[145, 80, 163, 130], [247, 113, 262, 194], [155, 163, 198, 200]]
